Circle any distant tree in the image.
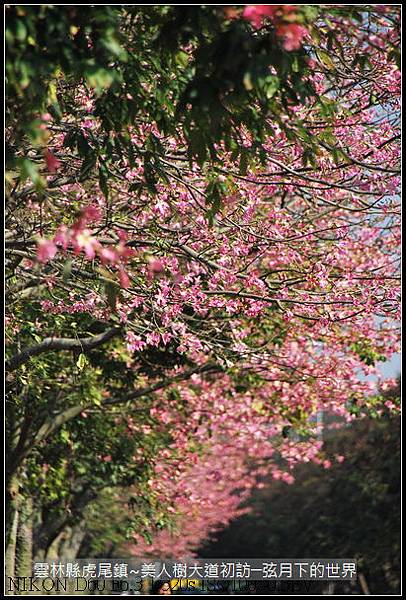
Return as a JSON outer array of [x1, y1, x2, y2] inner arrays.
[[199, 411, 401, 595]]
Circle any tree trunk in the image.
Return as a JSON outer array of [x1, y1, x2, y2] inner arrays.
[[5, 475, 20, 593], [45, 523, 87, 561], [15, 496, 34, 581], [59, 524, 87, 559], [33, 488, 97, 561]]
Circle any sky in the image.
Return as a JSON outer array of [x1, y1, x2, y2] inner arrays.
[[379, 353, 401, 379]]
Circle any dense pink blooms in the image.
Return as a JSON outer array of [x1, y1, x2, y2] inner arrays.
[[242, 5, 278, 28], [242, 5, 297, 29], [242, 5, 308, 50], [275, 23, 308, 50]]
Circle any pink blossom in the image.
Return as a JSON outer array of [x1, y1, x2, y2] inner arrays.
[[44, 150, 61, 173], [276, 23, 308, 51], [119, 267, 131, 289], [161, 332, 172, 345], [74, 230, 100, 259], [154, 199, 170, 217], [37, 238, 57, 263], [81, 205, 102, 224], [146, 332, 161, 347], [148, 257, 165, 279], [53, 225, 70, 250], [126, 332, 146, 353], [99, 247, 119, 264], [242, 5, 279, 28]]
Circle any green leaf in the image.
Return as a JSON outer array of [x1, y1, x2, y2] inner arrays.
[[19, 158, 45, 190], [80, 153, 97, 180], [76, 353, 89, 371], [239, 149, 248, 175], [99, 163, 109, 199], [60, 429, 71, 443], [15, 19, 27, 42], [104, 281, 120, 311], [188, 129, 207, 166], [317, 49, 335, 70], [175, 51, 189, 68], [265, 76, 279, 99], [205, 178, 225, 225], [62, 260, 72, 282], [84, 66, 115, 93], [99, 33, 128, 61]]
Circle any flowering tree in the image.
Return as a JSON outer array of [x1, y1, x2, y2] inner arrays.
[[6, 5, 400, 570]]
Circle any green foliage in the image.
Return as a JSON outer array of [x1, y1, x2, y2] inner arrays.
[[21, 358, 178, 548], [7, 5, 399, 192], [6, 294, 186, 553], [6, 6, 124, 108], [350, 339, 387, 366], [205, 177, 228, 224], [6, 4, 357, 178]]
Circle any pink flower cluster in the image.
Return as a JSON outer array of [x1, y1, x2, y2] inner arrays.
[[37, 205, 135, 288], [242, 5, 308, 50]]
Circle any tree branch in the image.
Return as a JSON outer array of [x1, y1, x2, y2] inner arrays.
[[6, 327, 122, 372], [35, 363, 221, 443]]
